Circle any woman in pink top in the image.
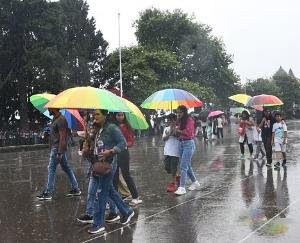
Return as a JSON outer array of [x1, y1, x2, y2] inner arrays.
[[174, 105, 201, 195]]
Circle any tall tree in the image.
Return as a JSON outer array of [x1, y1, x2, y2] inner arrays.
[[134, 8, 240, 104]]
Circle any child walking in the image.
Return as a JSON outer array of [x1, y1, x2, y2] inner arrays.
[[162, 113, 180, 192], [252, 120, 265, 161], [272, 112, 288, 168]]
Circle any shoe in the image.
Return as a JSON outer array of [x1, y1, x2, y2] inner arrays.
[[282, 159, 287, 167], [106, 202, 110, 210], [274, 161, 281, 169], [240, 154, 245, 159], [120, 210, 135, 225], [88, 224, 105, 234], [174, 187, 186, 195], [77, 214, 93, 224], [66, 189, 81, 197], [129, 198, 143, 205], [253, 157, 259, 161], [37, 192, 52, 201], [105, 213, 120, 223], [167, 183, 177, 192], [266, 163, 272, 167], [188, 181, 201, 191]]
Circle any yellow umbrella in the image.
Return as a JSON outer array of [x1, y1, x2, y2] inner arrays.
[[228, 94, 252, 105], [45, 86, 131, 112], [122, 98, 149, 130]]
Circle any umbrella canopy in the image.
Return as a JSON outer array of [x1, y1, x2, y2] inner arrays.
[[230, 107, 250, 115], [141, 88, 203, 110], [228, 94, 251, 105], [30, 93, 84, 130], [208, 110, 224, 118], [245, 94, 283, 107], [122, 98, 149, 130], [45, 87, 131, 112]]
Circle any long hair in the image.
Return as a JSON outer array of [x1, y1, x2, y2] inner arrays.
[[112, 112, 133, 131], [177, 105, 189, 130]]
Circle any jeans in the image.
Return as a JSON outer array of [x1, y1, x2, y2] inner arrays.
[[254, 141, 265, 159], [114, 149, 139, 199], [86, 176, 99, 217], [179, 139, 197, 187], [217, 128, 223, 139], [93, 162, 130, 227], [46, 148, 79, 193]]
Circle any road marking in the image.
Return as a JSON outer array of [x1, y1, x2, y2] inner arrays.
[[81, 175, 255, 243], [238, 196, 300, 243]]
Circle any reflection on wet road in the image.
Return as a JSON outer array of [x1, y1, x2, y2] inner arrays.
[[1, 121, 300, 242]]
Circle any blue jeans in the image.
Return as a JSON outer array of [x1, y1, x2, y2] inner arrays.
[[86, 176, 98, 217], [93, 162, 130, 227], [179, 140, 197, 187], [46, 148, 79, 193]]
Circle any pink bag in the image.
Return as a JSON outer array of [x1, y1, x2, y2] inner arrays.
[[238, 125, 245, 136]]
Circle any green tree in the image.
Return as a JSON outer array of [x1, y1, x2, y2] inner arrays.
[[134, 8, 240, 104], [245, 78, 282, 97], [100, 46, 182, 104]]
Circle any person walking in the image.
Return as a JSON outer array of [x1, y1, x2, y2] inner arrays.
[[217, 115, 224, 139], [272, 112, 288, 168], [37, 108, 81, 200], [88, 109, 134, 234], [239, 110, 254, 159], [174, 105, 200, 195], [252, 120, 265, 161], [162, 113, 180, 193], [111, 112, 142, 206], [259, 109, 276, 167]]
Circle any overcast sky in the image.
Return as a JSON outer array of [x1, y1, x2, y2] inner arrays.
[[86, 0, 300, 82]]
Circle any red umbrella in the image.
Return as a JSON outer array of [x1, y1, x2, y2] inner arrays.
[[208, 110, 224, 118], [245, 94, 283, 107]]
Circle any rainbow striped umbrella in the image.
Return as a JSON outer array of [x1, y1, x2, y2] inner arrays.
[[141, 88, 202, 110], [45, 87, 130, 112], [30, 93, 84, 130], [122, 98, 148, 130]]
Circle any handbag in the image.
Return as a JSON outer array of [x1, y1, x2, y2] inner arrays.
[[238, 125, 246, 136], [92, 158, 112, 176]]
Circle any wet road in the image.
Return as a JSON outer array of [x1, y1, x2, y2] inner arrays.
[[1, 121, 300, 243]]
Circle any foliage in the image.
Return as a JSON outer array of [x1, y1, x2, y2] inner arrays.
[[0, 0, 108, 129], [134, 8, 240, 104]]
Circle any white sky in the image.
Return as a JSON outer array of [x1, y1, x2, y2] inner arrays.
[[86, 0, 300, 82]]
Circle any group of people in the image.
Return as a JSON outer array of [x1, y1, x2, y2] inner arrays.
[[34, 105, 288, 235], [195, 115, 226, 141], [36, 108, 142, 234], [238, 109, 287, 168]]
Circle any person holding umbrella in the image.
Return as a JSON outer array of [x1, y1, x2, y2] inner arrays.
[[174, 105, 200, 195]]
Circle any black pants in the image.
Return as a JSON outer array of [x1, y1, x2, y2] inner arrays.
[[262, 135, 273, 164], [240, 135, 253, 154], [114, 149, 139, 199], [202, 126, 207, 140], [217, 128, 223, 139]]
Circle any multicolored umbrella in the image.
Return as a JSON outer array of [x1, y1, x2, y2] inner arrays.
[[30, 93, 84, 130], [208, 110, 224, 118], [45, 87, 131, 112], [228, 94, 251, 105], [122, 98, 149, 130], [245, 94, 283, 107], [141, 88, 203, 110]]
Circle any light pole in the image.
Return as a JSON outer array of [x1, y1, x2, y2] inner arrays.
[[118, 13, 123, 97]]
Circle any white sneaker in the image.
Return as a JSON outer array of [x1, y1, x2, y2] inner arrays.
[[188, 181, 201, 191], [174, 187, 186, 195], [129, 198, 143, 205]]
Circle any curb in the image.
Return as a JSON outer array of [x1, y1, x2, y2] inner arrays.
[[0, 144, 49, 153]]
